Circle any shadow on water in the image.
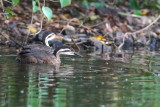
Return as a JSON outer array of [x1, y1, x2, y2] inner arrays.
[[0, 49, 160, 107]]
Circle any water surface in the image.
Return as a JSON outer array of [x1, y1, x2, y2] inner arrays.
[[0, 48, 160, 107]]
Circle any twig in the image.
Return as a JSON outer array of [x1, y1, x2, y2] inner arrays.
[[30, 16, 44, 36], [89, 20, 106, 28], [30, 0, 46, 36], [0, 0, 5, 15], [25, 11, 34, 45], [25, 0, 46, 44], [118, 14, 160, 50], [64, 40, 88, 45], [132, 15, 160, 35], [71, 38, 80, 52], [0, 13, 8, 14], [37, 0, 43, 15], [118, 33, 128, 50], [49, 0, 59, 2], [0, 0, 4, 11], [32, 0, 45, 35], [43, 0, 45, 7], [58, 16, 99, 35]]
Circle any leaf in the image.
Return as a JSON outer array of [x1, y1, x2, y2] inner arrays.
[[12, 0, 19, 5], [60, 0, 71, 8], [94, 2, 105, 8], [6, 7, 14, 18], [134, 10, 141, 15], [65, 25, 75, 31], [32, 1, 40, 13], [42, 6, 53, 21], [141, 10, 148, 15], [82, 1, 89, 9], [129, 0, 139, 10], [156, 4, 160, 9], [27, 25, 37, 33], [93, 35, 106, 44], [89, 15, 99, 20]]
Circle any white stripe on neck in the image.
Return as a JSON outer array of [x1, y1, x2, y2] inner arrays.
[[45, 33, 56, 47]]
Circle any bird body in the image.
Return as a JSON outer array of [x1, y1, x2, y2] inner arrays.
[[17, 49, 58, 64], [16, 45, 82, 64], [21, 44, 54, 53]]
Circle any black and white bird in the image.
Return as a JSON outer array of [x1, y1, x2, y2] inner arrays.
[[16, 45, 82, 64], [35, 31, 63, 48]]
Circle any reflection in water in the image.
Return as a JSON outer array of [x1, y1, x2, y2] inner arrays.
[[0, 51, 160, 107]]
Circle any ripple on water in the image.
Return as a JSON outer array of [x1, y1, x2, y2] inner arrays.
[[0, 50, 160, 107]]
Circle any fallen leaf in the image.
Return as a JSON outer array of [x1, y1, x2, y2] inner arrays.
[[141, 9, 149, 15], [70, 18, 80, 23], [64, 13, 70, 18], [64, 25, 75, 31], [93, 35, 106, 44], [27, 25, 37, 33]]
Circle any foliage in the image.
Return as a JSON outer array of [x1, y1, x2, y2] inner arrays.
[[2, 0, 160, 19], [32, 0, 71, 21], [129, 0, 139, 10], [60, 0, 71, 8], [6, 7, 15, 18], [127, 0, 160, 9], [42, 6, 53, 21], [32, 1, 40, 13], [12, 0, 19, 5], [81, 0, 105, 9], [2, 0, 72, 20], [5, 0, 19, 18]]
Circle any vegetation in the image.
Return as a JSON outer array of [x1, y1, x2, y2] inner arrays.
[[1, 0, 160, 51]]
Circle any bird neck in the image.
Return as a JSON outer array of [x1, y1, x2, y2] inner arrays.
[[56, 53, 61, 63], [45, 39, 50, 47], [43, 33, 55, 47], [53, 46, 72, 63], [54, 51, 61, 63]]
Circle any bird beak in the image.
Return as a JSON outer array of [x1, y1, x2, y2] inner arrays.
[[54, 35, 63, 39], [74, 52, 83, 57]]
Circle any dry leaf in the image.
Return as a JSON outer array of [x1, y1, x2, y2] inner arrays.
[[93, 35, 106, 44], [64, 13, 70, 18], [70, 18, 80, 23], [27, 25, 37, 33], [65, 25, 75, 31]]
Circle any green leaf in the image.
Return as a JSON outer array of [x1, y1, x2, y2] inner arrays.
[[94, 2, 105, 8], [6, 7, 14, 19], [129, 0, 139, 10], [60, 0, 71, 8], [42, 6, 53, 21], [6, 7, 11, 14], [32, 1, 40, 13], [134, 10, 141, 15], [12, 0, 19, 5], [82, 1, 89, 9]]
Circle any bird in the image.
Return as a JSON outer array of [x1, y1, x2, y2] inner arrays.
[[23, 32, 62, 52], [16, 45, 82, 64], [34, 31, 63, 48]]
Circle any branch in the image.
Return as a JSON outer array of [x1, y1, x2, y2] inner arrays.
[[118, 14, 160, 50], [0, 0, 5, 14]]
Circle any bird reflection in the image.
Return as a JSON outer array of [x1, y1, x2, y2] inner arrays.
[[17, 63, 61, 72]]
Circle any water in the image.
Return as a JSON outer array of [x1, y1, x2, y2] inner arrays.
[[0, 48, 160, 107]]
